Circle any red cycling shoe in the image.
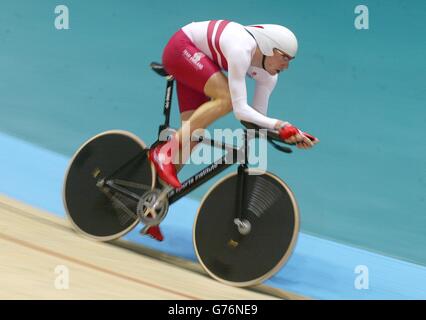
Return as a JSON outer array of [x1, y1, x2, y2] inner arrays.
[[148, 142, 182, 189]]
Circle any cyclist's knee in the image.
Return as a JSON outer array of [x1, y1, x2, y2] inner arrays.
[[204, 73, 233, 116], [216, 94, 233, 116]]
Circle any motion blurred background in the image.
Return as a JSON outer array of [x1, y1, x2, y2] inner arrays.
[[1, 0, 425, 299]]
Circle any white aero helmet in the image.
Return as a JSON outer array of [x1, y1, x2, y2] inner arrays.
[[245, 24, 298, 58]]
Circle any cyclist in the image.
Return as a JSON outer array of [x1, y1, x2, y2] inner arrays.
[[144, 20, 319, 241]]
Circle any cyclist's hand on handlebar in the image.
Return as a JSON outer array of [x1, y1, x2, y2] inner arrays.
[[276, 122, 320, 149]]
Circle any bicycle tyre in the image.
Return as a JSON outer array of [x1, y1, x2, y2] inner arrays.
[[193, 169, 299, 287]]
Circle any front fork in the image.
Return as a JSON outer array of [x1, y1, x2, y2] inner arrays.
[[234, 129, 252, 235]]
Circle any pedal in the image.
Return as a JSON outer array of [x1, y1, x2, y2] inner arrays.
[[140, 225, 164, 241]]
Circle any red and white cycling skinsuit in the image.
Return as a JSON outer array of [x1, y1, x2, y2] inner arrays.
[[162, 20, 279, 129]]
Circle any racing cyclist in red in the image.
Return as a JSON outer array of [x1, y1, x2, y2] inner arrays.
[[144, 20, 319, 241]]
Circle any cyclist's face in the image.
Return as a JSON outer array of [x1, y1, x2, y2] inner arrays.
[[266, 49, 294, 75]]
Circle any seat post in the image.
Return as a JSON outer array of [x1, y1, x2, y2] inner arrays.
[[158, 76, 174, 138]]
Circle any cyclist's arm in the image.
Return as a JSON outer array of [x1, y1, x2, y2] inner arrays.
[[227, 50, 279, 130], [249, 66, 278, 117]]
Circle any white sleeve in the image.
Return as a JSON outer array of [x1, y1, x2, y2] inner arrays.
[[248, 66, 278, 116], [226, 50, 279, 130]]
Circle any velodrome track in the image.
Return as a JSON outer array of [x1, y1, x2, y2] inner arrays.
[[0, 194, 306, 300]]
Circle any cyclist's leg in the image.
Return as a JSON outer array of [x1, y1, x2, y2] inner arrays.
[[181, 71, 232, 130], [174, 81, 210, 171], [181, 110, 195, 122], [162, 29, 232, 131], [176, 110, 195, 173], [174, 72, 232, 170], [160, 29, 232, 174]]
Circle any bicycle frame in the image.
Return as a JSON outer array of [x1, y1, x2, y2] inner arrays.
[[103, 132, 250, 209], [92, 75, 242, 218], [151, 75, 246, 205], [167, 131, 248, 206], [100, 69, 293, 220]]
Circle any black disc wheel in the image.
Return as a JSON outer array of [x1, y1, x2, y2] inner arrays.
[[194, 169, 299, 286], [63, 130, 155, 241]]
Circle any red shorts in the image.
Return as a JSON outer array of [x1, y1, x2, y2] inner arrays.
[[162, 30, 221, 113]]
